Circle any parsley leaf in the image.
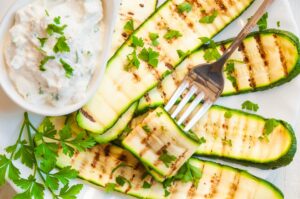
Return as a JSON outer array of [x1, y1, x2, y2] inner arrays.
[[46, 24, 67, 35], [241, 100, 259, 112], [39, 56, 55, 71], [259, 119, 279, 142], [37, 37, 48, 48], [53, 36, 70, 53], [199, 37, 221, 62], [105, 183, 116, 193], [199, 10, 218, 24], [59, 184, 83, 199], [124, 19, 134, 33], [115, 175, 131, 188], [142, 125, 151, 133], [142, 181, 152, 189], [257, 12, 268, 31], [177, 49, 190, 58], [149, 33, 159, 47], [177, 2, 192, 13], [224, 61, 237, 88], [173, 161, 202, 185], [277, 21, 281, 28], [126, 50, 140, 71], [164, 29, 182, 40], [199, 137, 206, 145], [60, 59, 74, 78], [54, 16, 61, 24], [138, 48, 159, 67], [159, 150, 176, 168], [131, 36, 144, 48]]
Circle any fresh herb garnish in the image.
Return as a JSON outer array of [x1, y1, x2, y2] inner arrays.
[[131, 36, 144, 48], [105, 183, 116, 193], [241, 100, 259, 112], [142, 181, 152, 189], [173, 160, 202, 185], [0, 113, 95, 199], [115, 175, 131, 188], [38, 37, 48, 48], [164, 29, 182, 40], [177, 2, 192, 13], [199, 10, 218, 24], [138, 48, 159, 67], [164, 189, 171, 197], [224, 61, 237, 88], [125, 50, 140, 71], [54, 16, 61, 24], [199, 137, 207, 145], [156, 112, 163, 117], [159, 150, 176, 168], [222, 138, 233, 147], [259, 119, 279, 142], [149, 33, 159, 47], [53, 36, 70, 53], [277, 21, 281, 28], [39, 56, 55, 71], [142, 125, 151, 133], [176, 49, 190, 58], [124, 19, 134, 33], [45, 10, 50, 16], [59, 59, 74, 78], [46, 24, 67, 35], [257, 12, 268, 31], [199, 37, 221, 62]]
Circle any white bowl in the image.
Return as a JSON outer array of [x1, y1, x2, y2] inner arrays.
[[0, 0, 119, 116]]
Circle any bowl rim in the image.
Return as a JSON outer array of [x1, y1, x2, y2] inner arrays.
[[0, 0, 118, 116]]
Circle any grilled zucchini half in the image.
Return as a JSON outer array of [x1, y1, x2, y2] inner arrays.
[[77, 0, 255, 134], [122, 107, 199, 178], [138, 29, 300, 112], [36, 116, 283, 199]]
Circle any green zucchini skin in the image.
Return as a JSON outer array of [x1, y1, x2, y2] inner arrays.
[[190, 105, 297, 169], [77, 0, 256, 134], [137, 29, 300, 113]]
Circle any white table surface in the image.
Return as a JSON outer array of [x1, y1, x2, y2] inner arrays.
[[0, 0, 299, 199]]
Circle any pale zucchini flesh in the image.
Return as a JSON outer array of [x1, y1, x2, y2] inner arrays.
[[138, 30, 300, 112], [77, 0, 255, 134], [122, 107, 199, 177]]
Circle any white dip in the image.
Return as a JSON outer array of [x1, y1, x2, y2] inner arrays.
[[5, 0, 104, 107]]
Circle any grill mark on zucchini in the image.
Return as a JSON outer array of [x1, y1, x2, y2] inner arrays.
[[274, 34, 289, 76], [215, 0, 227, 11], [91, 151, 100, 168], [80, 110, 96, 123], [241, 42, 256, 88], [228, 173, 240, 198], [254, 35, 271, 82], [157, 83, 167, 102], [206, 169, 223, 198]]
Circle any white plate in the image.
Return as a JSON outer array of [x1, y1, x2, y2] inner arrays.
[[0, 0, 299, 198]]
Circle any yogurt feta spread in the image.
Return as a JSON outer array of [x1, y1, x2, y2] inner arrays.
[[4, 0, 104, 107]]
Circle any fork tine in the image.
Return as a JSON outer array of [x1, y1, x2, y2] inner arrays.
[[184, 100, 213, 132], [165, 80, 189, 112], [171, 85, 198, 119], [177, 92, 205, 125]]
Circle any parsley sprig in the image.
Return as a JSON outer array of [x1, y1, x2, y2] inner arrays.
[[0, 113, 96, 199], [199, 37, 221, 62], [241, 100, 259, 112]]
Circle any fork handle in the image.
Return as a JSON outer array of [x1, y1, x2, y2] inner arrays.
[[218, 0, 274, 65]]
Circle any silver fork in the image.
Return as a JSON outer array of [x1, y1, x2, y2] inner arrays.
[[165, 0, 274, 132]]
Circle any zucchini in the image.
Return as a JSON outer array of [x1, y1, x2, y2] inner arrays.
[[37, 116, 282, 199], [110, 0, 158, 55], [138, 29, 300, 112], [122, 107, 199, 178], [174, 104, 296, 169], [77, 0, 255, 134]]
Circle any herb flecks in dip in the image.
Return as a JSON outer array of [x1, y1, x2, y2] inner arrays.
[[5, 0, 104, 107]]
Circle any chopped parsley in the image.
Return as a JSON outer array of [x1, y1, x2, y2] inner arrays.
[[37, 37, 48, 48], [224, 111, 233, 119], [138, 47, 159, 67], [59, 59, 74, 78], [156, 111, 163, 117], [277, 21, 281, 28], [199, 37, 221, 62], [142, 181, 152, 189], [131, 36, 144, 48], [105, 183, 116, 193], [149, 33, 159, 47], [125, 50, 140, 71], [199, 137, 207, 145], [45, 9, 50, 16], [53, 36, 70, 53], [224, 61, 237, 88], [177, 2, 192, 13], [259, 119, 279, 142], [124, 19, 134, 33], [257, 12, 268, 31], [39, 56, 55, 71], [159, 150, 176, 168], [165, 190, 171, 197], [164, 29, 182, 40], [173, 161, 202, 185], [46, 23, 67, 35], [54, 16, 61, 24], [199, 10, 218, 24], [142, 125, 151, 133], [222, 139, 233, 147], [241, 100, 259, 112], [115, 175, 131, 188], [176, 49, 190, 58]]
